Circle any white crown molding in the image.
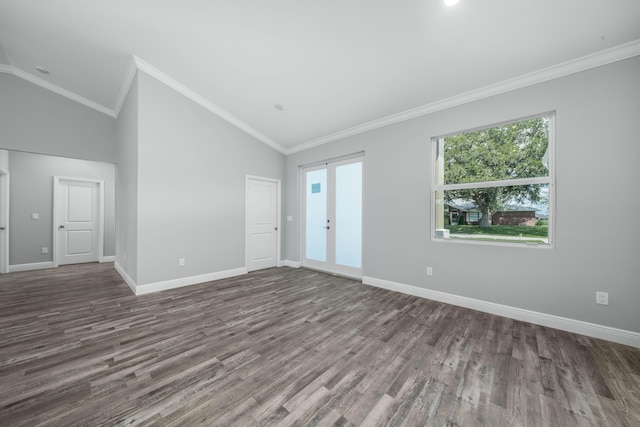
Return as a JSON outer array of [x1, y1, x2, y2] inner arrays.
[[362, 275, 640, 348], [286, 39, 640, 155], [2, 57, 287, 153], [113, 56, 139, 117], [4, 40, 639, 155], [132, 56, 287, 154], [0, 64, 116, 118]]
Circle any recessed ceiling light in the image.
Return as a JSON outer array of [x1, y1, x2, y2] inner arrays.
[[35, 66, 50, 75], [444, 0, 460, 6], [274, 103, 284, 111]]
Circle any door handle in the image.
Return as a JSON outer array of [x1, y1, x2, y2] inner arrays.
[[59, 225, 65, 229], [325, 226, 330, 229], [0, 227, 4, 230]]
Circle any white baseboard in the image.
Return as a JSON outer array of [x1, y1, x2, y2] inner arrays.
[[114, 262, 137, 295], [362, 275, 640, 349], [9, 261, 55, 272], [133, 267, 247, 295], [282, 260, 301, 268], [100, 256, 116, 263]]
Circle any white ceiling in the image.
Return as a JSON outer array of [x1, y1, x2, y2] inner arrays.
[[1, 0, 639, 153]]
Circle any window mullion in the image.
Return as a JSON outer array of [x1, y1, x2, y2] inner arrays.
[[435, 176, 550, 192]]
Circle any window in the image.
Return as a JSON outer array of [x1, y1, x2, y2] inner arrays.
[[432, 114, 554, 245]]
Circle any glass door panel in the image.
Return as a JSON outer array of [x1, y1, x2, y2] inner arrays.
[[335, 161, 362, 268], [305, 168, 327, 262]]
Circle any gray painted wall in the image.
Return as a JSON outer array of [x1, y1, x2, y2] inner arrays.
[[0, 150, 7, 170], [284, 56, 640, 333], [133, 71, 285, 286], [0, 73, 116, 163], [0, 45, 8, 64], [9, 150, 116, 265], [115, 75, 139, 283]]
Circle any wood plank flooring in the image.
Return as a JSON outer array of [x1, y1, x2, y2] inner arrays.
[[1, 263, 639, 426]]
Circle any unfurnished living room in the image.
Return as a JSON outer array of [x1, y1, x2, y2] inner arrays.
[[0, 1, 639, 425]]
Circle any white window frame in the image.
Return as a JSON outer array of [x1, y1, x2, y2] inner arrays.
[[431, 112, 556, 247]]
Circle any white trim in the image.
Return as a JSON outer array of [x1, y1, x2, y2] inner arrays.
[[113, 56, 139, 116], [298, 151, 366, 169], [100, 256, 116, 263], [3, 42, 639, 155], [114, 261, 137, 295], [547, 115, 557, 246], [435, 176, 550, 192], [9, 261, 55, 272], [134, 267, 247, 296], [133, 56, 286, 154], [282, 260, 302, 268], [285, 40, 640, 154], [53, 177, 105, 268], [2, 42, 638, 154], [0, 64, 116, 117], [362, 276, 640, 348], [245, 175, 282, 273]]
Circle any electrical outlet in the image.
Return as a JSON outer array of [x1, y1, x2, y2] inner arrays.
[[41, 247, 48, 254], [596, 291, 608, 305], [179, 258, 185, 267], [427, 267, 433, 276]]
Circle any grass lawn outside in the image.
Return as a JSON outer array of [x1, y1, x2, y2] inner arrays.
[[445, 225, 549, 244]]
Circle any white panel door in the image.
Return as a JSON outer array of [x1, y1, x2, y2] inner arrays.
[[246, 178, 278, 272], [57, 180, 99, 265]]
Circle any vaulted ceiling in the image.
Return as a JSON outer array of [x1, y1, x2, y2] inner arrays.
[[1, 1, 639, 153]]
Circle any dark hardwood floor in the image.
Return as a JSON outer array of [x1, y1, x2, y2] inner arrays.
[[0, 263, 639, 426]]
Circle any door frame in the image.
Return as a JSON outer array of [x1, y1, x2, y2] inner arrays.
[[0, 169, 9, 274], [52, 176, 105, 268], [300, 154, 364, 279], [245, 175, 281, 271]]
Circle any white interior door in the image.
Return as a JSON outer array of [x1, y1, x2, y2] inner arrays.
[[303, 157, 362, 278], [56, 179, 100, 265], [246, 177, 279, 272]]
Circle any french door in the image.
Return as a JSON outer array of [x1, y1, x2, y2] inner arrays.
[[302, 157, 362, 278]]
